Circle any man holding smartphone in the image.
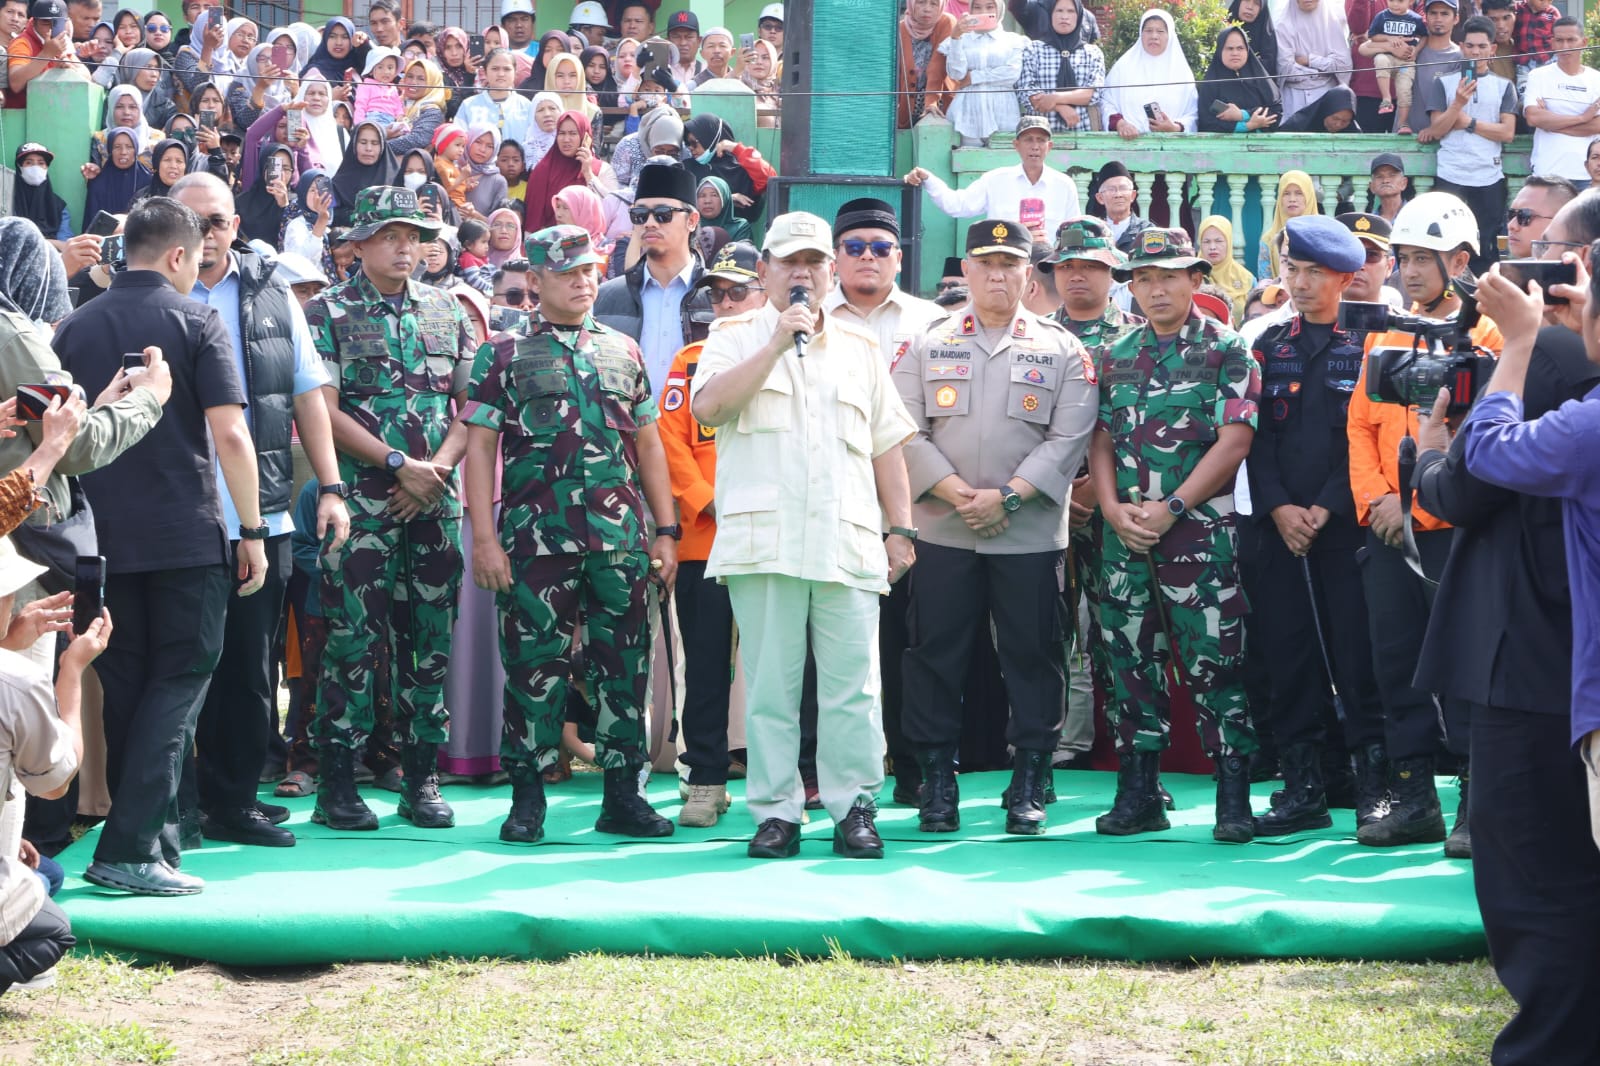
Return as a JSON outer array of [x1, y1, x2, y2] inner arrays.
[[5, 0, 74, 112]]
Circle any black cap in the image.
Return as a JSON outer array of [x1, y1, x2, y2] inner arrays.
[[965, 218, 1031, 260], [1096, 161, 1132, 184], [29, 0, 65, 18], [697, 240, 761, 285], [941, 256, 963, 278], [833, 197, 899, 241], [641, 65, 678, 93], [1336, 211, 1392, 248], [1370, 152, 1405, 174], [635, 161, 696, 205], [667, 10, 700, 32]]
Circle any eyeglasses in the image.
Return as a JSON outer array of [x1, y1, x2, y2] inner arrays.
[[840, 238, 897, 259], [936, 279, 963, 291], [145, 22, 171, 33], [1508, 208, 1551, 226], [489, 220, 520, 232], [496, 288, 528, 305], [196, 213, 232, 234], [1532, 238, 1589, 258], [1363, 247, 1387, 263], [708, 283, 763, 304], [630, 205, 693, 225]]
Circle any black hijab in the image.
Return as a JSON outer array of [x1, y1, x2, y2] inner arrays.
[[12, 155, 69, 240], [302, 17, 370, 83], [83, 129, 151, 220], [331, 121, 399, 227], [581, 46, 619, 108], [1198, 26, 1280, 130], [133, 138, 191, 201], [237, 143, 294, 244], [1017, 0, 1087, 89], [520, 30, 570, 93], [1280, 86, 1361, 132], [1227, 0, 1280, 85], [398, 148, 461, 228], [416, 232, 459, 286]]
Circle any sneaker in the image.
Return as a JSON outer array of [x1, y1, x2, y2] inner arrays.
[[679, 783, 732, 828]]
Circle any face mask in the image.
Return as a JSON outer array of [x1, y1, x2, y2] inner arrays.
[[694, 146, 714, 165], [403, 171, 426, 190], [19, 166, 47, 187]]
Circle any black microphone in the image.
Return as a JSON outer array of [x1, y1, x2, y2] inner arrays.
[[789, 286, 811, 358]]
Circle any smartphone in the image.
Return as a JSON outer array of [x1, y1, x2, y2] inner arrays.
[[285, 108, 303, 140], [1019, 198, 1045, 234], [314, 174, 333, 202], [417, 186, 439, 214], [270, 40, 292, 72], [740, 32, 754, 51], [199, 108, 218, 129], [969, 12, 999, 31], [122, 352, 147, 375], [67, 287, 80, 310], [1499, 257, 1578, 305], [468, 32, 485, 58], [1209, 98, 1231, 116], [1143, 102, 1162, 121], [88, 210, 120, 237], [101, 234, 124, 265], [72, 555, 106, 636], [16, 383, 73, 421], [51, 16, 67, 37], [1464, 65, 1477, 83]]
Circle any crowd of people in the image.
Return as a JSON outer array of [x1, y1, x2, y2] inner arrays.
[[0, 3, 1598, 1064]]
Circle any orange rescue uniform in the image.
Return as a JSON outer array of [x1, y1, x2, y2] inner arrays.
[[657, 340, 718, 561]]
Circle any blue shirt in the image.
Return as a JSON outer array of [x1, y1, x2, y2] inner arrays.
[[192, 255, 331, 536], [1461, 386, 1600, 745], [638, 262, 694, 397]]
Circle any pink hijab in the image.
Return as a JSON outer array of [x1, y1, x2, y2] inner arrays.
[[552, 185, 609, 252]]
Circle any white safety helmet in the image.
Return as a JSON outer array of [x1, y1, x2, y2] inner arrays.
[[570, 2, 608, 28], [1389, 191, 1479, 255], [760, 4, 785, 24]]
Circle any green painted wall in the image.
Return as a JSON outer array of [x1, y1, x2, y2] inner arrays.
[[25, 76, 107, 232]]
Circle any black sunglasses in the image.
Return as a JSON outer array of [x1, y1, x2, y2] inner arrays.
[[841, 238, 896, 259], [630, 205, 692, 225], [196, 213, 232, 234], [497, 288, 528, 305], [1507, 208, 1550, 226], [708, 283, 763, 304], [936, 279, 963, 290]]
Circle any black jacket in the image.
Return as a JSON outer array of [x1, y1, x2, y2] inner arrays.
[[233, 247, 298, 517], [1412, 326, 1600, 713], [592, 257, 713, 352]]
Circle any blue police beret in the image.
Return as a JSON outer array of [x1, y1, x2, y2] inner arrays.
[[1285, 215, 1367, 273]]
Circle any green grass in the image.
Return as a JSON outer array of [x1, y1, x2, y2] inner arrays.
[[0, 952, 1511, 1066]]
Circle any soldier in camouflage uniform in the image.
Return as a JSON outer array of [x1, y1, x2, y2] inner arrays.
[[1046, 217, 1145, 769], [1088, 228, 1262, 844], [305, 187, 477, 833], [464, 225, 679, 843]]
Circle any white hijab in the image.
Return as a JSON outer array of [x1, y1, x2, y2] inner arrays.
[[1102, 10, 1197, 133], [103, 84, 157, 153], [296, 72, 343, 171], [1275, 0, 1351, 88], [212, 17, 256, 96]]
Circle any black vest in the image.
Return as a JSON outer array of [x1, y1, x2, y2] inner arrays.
[[233, 249, 296, 516]]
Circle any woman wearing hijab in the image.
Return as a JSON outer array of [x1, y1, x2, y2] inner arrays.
[[83, 129, 150, 221], [484, 207, 523, 267], [109, 7, 142, 53], [236, 143, 296, 245], [521, 110, 597, 231], [398, 148, 462, 228], [1102, 9, 1197, 136], [210, 17, 258, 96], [102, 47, 178, 130], [1227, 0, 1280, 89], [1260, 170, 1321, 278], [302, 17, 370, 84], [143, 10, 177, 61], [545, 52, 601, 127], [1279, 84, 1360, 132], [938, 0, 1028, 145], [385, 57, 449, 157], [132, 138, 191, 202], [11, 144, 71, 242], [462, 123, 510, 219], [1015, 0, 1105, 133], [582, 45, 620, 109], [227, 42, 296, 131], [436, 28, 477, 120], [331, 120, 400, 227], [281, 169, 334, 265], [682, 113, 774, 225], [740, 39, 781, 124], [1197, 25, 1282, 132], [415, 231, 461, 287], [286, 22, 319, 74], [898, 0, 957, 127], [80, 86, 158, 191], [1274, 0, 1349, 118], [693, 175, 751, 244], [522, 91, 562, 169], [1197, 215, 1255, 319], [520, 30, 570, 93]]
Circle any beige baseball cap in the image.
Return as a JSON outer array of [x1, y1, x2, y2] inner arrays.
[[762, 212, 833, 259]]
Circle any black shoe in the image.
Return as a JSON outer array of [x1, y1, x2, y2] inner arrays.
[[255, 801, 291, 826], [1323, 747, 1359, 810], [1444, 773, 1471, 859], [1254, 743, 1332, 836], [311, 746, 379, 831], [1096, 752, 1170, 836], [1247, 749, 1282, 783], [500, 762, 548, 843], [1157, 778, 1176, 811], [915, 746, 960, 832], [891, 779, 924, 807], [1004, 749, 1050, 835], [595, 766, 673, 837], [84, 859, 203, 896], [1357, 756, 1445, 847], [747, 817, 802, 858], [1213, 755, 1255, 843], [178, 808, 203, 851], [832, 804, 884, 859], [200, 806, 295, 847], [397, 744, 455, 828], [1353, 742, 1391, 829]]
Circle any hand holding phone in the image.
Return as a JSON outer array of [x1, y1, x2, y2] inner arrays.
[[88, 210, 121, 238], [72, 556, 106, 636], [16, 384, 74, 421], [271, 40, 292, 72], [1499, 257, 1578, 305]]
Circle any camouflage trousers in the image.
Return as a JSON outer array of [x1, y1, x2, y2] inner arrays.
[[1069, 517, 1114, 701], [315, 513, 462, 751], [498, 550, 651, 772], [1099, 516, 1257, 759]]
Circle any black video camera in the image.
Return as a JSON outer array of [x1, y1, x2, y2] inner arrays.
[[1337, 289, 1495, 415]]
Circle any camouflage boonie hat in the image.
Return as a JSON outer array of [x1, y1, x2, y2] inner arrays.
[[343, 187, 443, 242], [1113, 226, 1211, 281], [1049, 216, 1125, 268], [525, 224, 605, 272]]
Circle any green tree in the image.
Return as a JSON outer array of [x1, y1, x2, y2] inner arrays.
[[1103, 0, 1236, 77]]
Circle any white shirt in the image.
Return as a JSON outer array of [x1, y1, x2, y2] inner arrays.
[[692, 304, 916, 593], [1526, 62, 1600, 180], [918, 165, 1081, 245], [0, 649, 76, 943], [822, 285, 948, 368]]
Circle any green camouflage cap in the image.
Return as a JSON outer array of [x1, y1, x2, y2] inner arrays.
[[1113, 226, 1211, 281], [1049, 216, 1125, 267], [525, 224, 605, 272], [342, 187, 443, 242]]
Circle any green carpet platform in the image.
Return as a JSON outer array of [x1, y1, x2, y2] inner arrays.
[[53, 771, 1485, 966]]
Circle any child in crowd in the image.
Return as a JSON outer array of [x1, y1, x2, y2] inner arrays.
[[1360, 0, 1425, 124], [625, 67, 676, 133], [355, 48, 406, 128], [458, 218, 491, 268], [498, 141, 528, 209], [431, 123, 470, 210]]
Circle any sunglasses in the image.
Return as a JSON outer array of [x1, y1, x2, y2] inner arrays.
[[196, 213, 232, 234], [497, 288, 528, 304], [1532, 238, 1588, 258], [146, 22, 171, 32], [630, 205, 693, 225], [708, 283, 763, 304], [1507, 208, 1551, 226], [1363, 247, 1387, 263], [840, 238, 896, 259], [936, 280, 963, 291]]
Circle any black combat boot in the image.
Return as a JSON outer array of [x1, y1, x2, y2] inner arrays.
[[1004, 749, 1051, 835], [1322, 746, 1359, 809], [311, 745, 379, 831], [595, 765, 674, 837], [915, 747, 960, 832], [1095, 752, 1170, 836], [1253, 743, 1332, 836], [1357, 756, 1445, 847], [1353, 742, 1391, 830], [891, 755, 924, 807], [500, 762, 548, 843], [397, 744, 455, 828], [1443, 772, 1471, 859], [1213, 755, 1255, 843]]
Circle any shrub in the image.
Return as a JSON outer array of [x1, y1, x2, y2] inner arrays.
[[1101, 0, 1236, 77]]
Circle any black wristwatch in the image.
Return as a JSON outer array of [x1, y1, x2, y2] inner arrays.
[[888, 525, 919, 541], [1000, 487, 1022, 513], [655, 524, 683, 540], [1167, 496, 1187, 517], [384, 449, 407, 473], [239, 522, 271, 540], [320, 481, 350, 499]]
